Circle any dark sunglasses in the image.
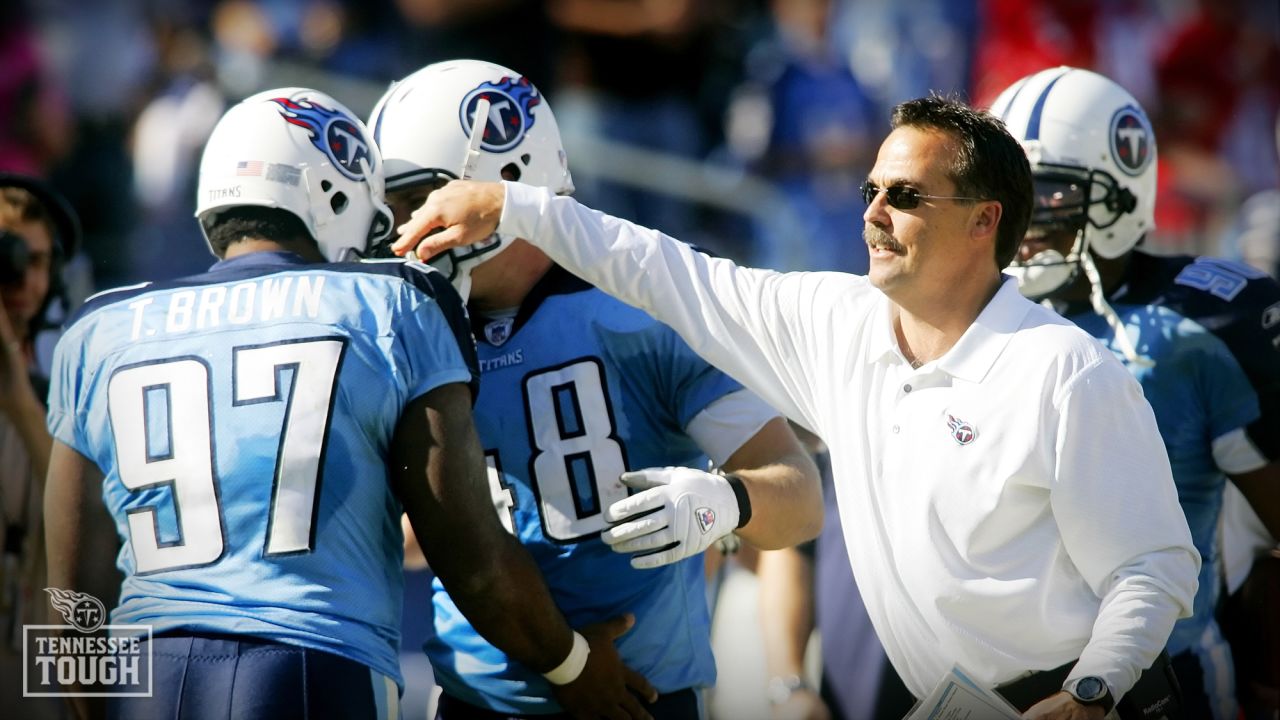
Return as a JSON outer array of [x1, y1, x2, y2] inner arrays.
[[860, 181, 987, 210]]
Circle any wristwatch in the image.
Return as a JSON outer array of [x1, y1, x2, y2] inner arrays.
[[766, 674, 809, 705], [1064, 676, 1115, 714]]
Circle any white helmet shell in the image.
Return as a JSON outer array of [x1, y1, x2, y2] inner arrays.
[[369, 60, 573, 298], [196, 87, 393, 262], [370, 59, 573, 194], [989, 67, 1156, 259]]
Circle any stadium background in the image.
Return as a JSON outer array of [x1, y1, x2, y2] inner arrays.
[[3, 0, 1278, 718]]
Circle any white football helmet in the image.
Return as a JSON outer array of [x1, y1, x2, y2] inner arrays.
[[196, 87, 393, 262], [369, 59, 573, 297], [990, 66, 1157, 298]]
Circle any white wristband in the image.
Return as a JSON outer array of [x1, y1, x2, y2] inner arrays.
[[542, 631, 590, 686]]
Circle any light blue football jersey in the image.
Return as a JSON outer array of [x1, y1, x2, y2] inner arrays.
[[425, 267, 743, 713], [46, 251, 478, 689], [1062, 252, 1280, 667]]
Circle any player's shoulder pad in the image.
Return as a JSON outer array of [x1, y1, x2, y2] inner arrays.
[[345, 257, 463, 305], [1166, 256, 1280, 335], [64, 281, 155, 329], [1160, 254, 1280, 373], [1171, 256, 1280, 308]]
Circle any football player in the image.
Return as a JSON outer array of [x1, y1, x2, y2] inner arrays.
[[44, 88, 652, 720], [993, 66, 1280, 720], [371, 59, 823, 718]]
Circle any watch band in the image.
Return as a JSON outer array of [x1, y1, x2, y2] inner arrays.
[[1064, 676, 1115, 714], [767, 674, 809, 705]]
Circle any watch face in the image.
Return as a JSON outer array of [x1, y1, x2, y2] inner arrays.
[[1074, 676, 1105, 701]]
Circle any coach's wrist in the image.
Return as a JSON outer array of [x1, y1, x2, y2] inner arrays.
[[767, 674, 811, 705], [542, 631, 590, 685]]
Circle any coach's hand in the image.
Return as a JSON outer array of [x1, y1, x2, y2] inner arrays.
[[1021, 692, 1106, 720], [392, 179, 506, 263], [551, 615, 657, 720], [603, 467, 742, 570]]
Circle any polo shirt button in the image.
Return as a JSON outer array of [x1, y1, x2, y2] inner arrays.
[[903, 384, 912, 392], [892, 425, 900, 434]]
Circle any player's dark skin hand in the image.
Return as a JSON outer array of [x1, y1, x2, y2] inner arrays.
[[551, 614, 658, 720]]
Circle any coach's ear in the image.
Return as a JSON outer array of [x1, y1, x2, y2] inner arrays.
[[969, 199, 1001, 244]]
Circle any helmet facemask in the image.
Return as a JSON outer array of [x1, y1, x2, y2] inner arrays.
[[992, 67, 1157, 367], [1008, 164, 1138, 300]]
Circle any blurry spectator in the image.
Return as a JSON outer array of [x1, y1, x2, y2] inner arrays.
[[0, 174, 82, 719], [831, 0, 976, 108], [1226, 187, 1280, 280], [0, 2, 73, 176], [547, 0, 732, 240], [211, 0, 278, 97], [129, 19, 225, 282], [971, 0, 1101, 107], [390, 0, 556, 87], [1151, 0, 1280, 254], [972, 0, 1168, 110], [1219, 483, 1280, 720], [34, 0, 155, 289], [1221, 111, 1280, 278], [725, 0, 879, 273]]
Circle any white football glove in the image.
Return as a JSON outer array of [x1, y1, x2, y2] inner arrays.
[[602, 467, 742, 570]]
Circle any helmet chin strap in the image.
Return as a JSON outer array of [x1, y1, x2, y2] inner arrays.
[[1012, 228, 1154, 368], [452, 267, 474, 304], [1079, 247, 1153, 368]]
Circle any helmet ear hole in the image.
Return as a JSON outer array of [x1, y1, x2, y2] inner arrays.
[[321, 180, 333, 192], [520, 154, 531, 166], [500, 163, 522, 182], [1114, 187, 1137, 214], [331, 192, 348, 214]]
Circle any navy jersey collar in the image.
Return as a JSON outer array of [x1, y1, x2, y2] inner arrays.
[[209, 250, 316, 273]]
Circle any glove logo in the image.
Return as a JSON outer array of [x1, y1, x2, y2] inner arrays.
[[695, 507, 716, 534]]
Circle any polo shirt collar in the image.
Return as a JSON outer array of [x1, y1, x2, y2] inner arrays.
[[868, 290, 905, 366], [868, 275, 1034, 383]]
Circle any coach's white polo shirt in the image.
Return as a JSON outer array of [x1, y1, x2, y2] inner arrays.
[[500, 181, 1199, 702]]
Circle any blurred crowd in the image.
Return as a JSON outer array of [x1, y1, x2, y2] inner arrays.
[[2, 0, 1277, 293]]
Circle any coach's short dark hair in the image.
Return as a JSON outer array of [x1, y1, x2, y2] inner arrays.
[[891, 95, 1033, 271], [202, 206, 313, 257]]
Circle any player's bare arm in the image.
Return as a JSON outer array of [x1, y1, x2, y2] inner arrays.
[[390, 382, 657, 720]]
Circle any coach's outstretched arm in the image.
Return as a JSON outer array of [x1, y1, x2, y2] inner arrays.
[[395, 180, 855, 440]]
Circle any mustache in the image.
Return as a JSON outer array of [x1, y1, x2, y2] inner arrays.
[[864, 226, 904, 252]]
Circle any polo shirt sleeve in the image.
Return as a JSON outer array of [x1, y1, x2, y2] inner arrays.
[[1049, 353, 1200, 697], [498, 180, 863, 437]]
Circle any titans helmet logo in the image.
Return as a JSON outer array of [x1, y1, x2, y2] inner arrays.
[[1110, 105, 1154, 177], [270, 97, 373, 181], [459, 76, 542, 153]]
